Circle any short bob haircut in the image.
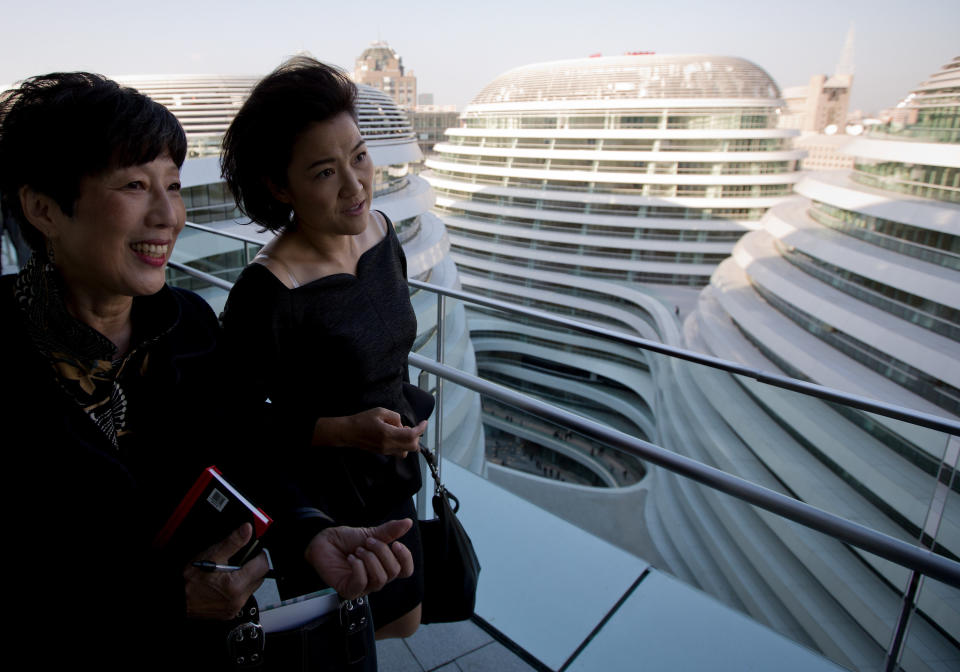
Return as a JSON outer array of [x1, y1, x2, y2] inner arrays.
[[0, 72, 187, 252], [221, 56, 358, 232]]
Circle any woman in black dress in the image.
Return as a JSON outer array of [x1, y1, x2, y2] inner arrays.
[[221, 57, 427, 639]]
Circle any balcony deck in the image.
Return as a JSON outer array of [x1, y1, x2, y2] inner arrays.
[[390, 462, 850, 672], [377, 620, 536, 671]]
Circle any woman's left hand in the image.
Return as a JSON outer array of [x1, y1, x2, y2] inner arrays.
[[314, 408, 427, 457]]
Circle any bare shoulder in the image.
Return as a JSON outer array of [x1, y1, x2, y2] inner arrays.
[[369, 210, 389, 242], [357, 210, 389, 254], [251, 238, 299, 289], [374, 210, 389, 237]]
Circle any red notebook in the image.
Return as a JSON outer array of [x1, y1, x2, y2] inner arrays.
[[153, 465, 272, 565]]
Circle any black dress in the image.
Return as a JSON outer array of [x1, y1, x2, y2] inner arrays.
[[221, 215, 424, 626]]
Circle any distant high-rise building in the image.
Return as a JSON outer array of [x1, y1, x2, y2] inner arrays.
[[780, 72, 854, 133], [353, 41, 417, 109], [780, 26, 856, 134], [779, 28, 858, 171]]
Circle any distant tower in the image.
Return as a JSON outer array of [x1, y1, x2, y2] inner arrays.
[[780, 27, 855, 133], [353, 41, 417, 109], [835, 24, 855, 77]]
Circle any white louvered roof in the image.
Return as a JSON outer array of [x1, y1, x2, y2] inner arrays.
[[116, 74, 414, 142], [470, 54, 781, 106]]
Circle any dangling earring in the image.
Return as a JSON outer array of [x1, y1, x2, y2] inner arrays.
[[45, 239, 56, 264]]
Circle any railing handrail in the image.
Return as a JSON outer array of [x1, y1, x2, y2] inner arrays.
[[183, 220, 265, 245], [408, 279, 960, 436], [167, 260, 235, 290], [408, 352, 960, 589]]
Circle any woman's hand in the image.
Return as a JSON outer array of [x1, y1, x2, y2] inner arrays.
[[304, 519, 415, 599], [313, 408, 427, 457], [183, 523, 269, 620]]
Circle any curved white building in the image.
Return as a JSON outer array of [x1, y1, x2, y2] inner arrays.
[[673, 56, 960, 670], [117, 75, 257, 157], [428, 54, 801, 288], [125, 74, 487, 471], [423, 54, 800, 530]]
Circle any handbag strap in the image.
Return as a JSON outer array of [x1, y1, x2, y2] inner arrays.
[[420, 446, 442, 490], [420, 447, 460, 514]]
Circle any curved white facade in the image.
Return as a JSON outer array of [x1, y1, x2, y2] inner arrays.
[[116, 75, 257, 157], [429, 55, 801, 289], [674, 56, 960, 670], [423, 53, 799, 511], [130, 75, 486, 471]]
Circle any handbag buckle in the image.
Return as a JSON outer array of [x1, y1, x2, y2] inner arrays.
[[339, 597, 369, 664], [339, 597, 368, 634], [225, 621, 264, 668]]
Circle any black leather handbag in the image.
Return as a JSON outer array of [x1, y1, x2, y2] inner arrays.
[[418, 446, 481, 624], [400, 380, 481, 623]]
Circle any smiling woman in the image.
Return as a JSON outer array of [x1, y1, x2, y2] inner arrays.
[[0, 72, 258, 669], [0, 71, 193, 444], [19, 156, 186, 351]]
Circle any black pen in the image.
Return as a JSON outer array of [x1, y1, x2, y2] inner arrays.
[[192, 560, 277, 578], [193, 560, 242, 572]]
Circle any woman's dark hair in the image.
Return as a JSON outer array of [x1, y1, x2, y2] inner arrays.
[[221, 56, 358, 231], [0, 72, 187, 251]]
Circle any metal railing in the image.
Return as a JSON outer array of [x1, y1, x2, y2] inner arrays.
[[408, 351, 960, 588], [405, 276, 959, 672], [168, 260, 234, 290], [409, 278, 960, 436]]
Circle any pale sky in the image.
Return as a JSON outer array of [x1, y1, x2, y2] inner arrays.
[[1, 0, 957, 114]]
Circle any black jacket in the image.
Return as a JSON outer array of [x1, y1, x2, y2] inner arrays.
[[2, 274, 308, 669]]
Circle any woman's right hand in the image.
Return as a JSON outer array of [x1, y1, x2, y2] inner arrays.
[[183, 523, 269, 620], [314, 408, 427, 457]]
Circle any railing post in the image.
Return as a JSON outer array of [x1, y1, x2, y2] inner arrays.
[[885, 434, 960, 670], [884, 571, 921, 672], [434, 294, 446, 483], [416, 369, 431, 517]]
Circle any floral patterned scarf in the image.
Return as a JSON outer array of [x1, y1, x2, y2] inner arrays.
[[14, 253, 173, 449]]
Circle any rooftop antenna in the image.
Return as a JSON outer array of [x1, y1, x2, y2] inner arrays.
[[836, 24, 855, 76]]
